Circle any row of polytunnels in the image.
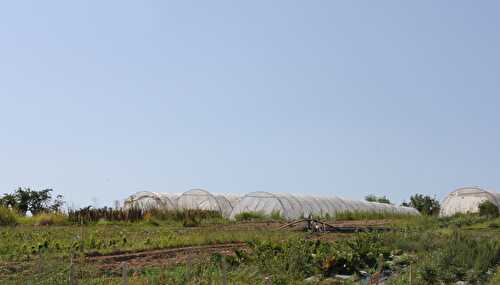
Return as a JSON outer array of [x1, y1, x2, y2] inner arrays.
[[123, 189, 420, 220]]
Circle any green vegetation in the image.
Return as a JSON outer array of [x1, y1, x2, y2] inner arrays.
[[1, 189, 499, 284], [365, 194, 391, 204], [234, 211, 267, 221], [1, 213, 498, 284], [0, 206, 18, 226], [479, 200, 499, 218], [0, 187, 64, 215], [401, 194, 440, 215], [334, 210, 414, 221]]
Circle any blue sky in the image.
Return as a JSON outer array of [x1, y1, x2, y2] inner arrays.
[[1, 1, 499, 207]]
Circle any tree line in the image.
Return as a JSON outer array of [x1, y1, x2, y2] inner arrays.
[[0, 187, 64, 215], [365, 194, 441, 215]]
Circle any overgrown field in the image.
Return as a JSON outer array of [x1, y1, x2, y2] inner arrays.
[[0, 211, 499, 284]]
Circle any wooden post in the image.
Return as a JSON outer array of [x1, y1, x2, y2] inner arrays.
[[122, 262, 128, 285], [221, 257, 228, 285], [409, 263, 413, 285], [80, 217, 85, 252], [69, 254, 77, 285], [37, 251, 43, 275], [186, 254, 192, 282]]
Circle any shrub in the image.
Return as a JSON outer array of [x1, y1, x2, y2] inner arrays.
[[479, 200, 499, 218], [0, 207, 18, 226]]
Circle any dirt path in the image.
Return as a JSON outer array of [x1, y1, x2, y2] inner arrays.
[[87, 243, 247, 272]]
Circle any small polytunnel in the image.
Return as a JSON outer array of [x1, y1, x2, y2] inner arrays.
[[176, 189, 234, 218], [123, 191, 177, 210]]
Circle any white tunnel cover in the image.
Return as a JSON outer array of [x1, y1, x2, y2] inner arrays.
[[440, 187, 500, 217], [229, 191, 419, 220]]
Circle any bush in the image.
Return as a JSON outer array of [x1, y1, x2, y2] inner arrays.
[[479, 200, 499, 218], [0, 207, 18, 226]]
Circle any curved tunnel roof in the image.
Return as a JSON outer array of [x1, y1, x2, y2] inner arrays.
[[176, 189, 234, 218], [229, 191, 419, 220], [123, 191, 177, 210], [440, 187, 500, 216]]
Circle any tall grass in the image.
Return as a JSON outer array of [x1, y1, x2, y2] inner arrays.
[[67, 207, 225, 226], [335, 210, 415, 221], [0, 207, 68, 226], [0, 207, 19, 226], [68, 206, 144, 223], [18, 213, 68, 226]]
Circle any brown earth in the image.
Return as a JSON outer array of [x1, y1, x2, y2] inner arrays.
[[88, 243, 247, 273]]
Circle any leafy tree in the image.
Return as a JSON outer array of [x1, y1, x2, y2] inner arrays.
[[365, 194, 391, 204], [402, 194, 440, 216], [0, 187, 65, 215], [0, 193, 17, 209], [478, 200, 499, 218]]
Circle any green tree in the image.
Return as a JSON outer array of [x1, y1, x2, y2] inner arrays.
[[402, 194, 440, 216], [478, 200, 499, 218], [365, 194, 391, 204], [0, 187, 65, 215]]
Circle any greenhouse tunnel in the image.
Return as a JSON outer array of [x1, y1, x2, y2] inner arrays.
[[229, 191, 419, 220], [440, 187, 500, 217], [123, 191, 177, 211], [176, 189, 235, 218]]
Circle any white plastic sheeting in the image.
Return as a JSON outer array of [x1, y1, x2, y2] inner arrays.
[[123, 191, 177, 210], [440, 187, 500, 216], [176, 189, 234, 218], [229, 191, 419, 220]]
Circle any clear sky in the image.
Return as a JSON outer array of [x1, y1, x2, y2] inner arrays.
[[1, 1, 499, 208]]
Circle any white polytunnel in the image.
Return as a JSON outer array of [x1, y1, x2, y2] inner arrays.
[[176, 189, 234, 218], [229, 191, 419, 220], [440, 187, 500, 217], [123, 189, 420, 219], [123, 191, 177, 211]]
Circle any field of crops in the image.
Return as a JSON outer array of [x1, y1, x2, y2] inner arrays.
[[0, 211, 499, 284]]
